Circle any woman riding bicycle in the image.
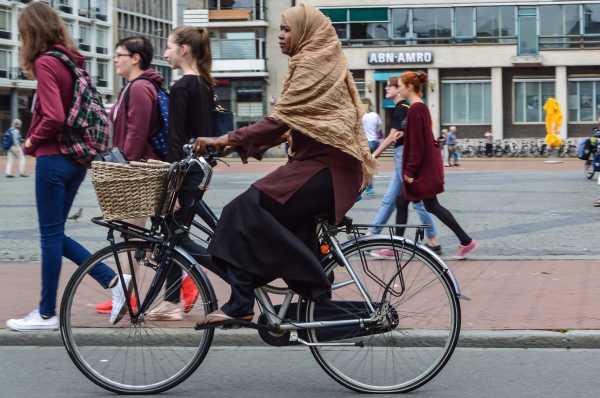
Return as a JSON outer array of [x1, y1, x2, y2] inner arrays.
[[193, 4, 375, 326]]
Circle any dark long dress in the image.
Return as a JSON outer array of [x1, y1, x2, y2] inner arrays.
[[207, 117, 363, 313]]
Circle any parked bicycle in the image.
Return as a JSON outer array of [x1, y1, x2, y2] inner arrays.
[[60, 145, 462, 395]]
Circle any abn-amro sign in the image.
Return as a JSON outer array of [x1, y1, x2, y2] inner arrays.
[[368, 51, 433, 65]]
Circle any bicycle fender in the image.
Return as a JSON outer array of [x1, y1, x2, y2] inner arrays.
[[339, 234, 462, 298]]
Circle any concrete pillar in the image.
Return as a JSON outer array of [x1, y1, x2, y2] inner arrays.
[[427, 68, 440, 137], [265, 1, 293, 113], [491, 67, 504, 140], [9, 88, 18, 122], [555, 66, 568, 139], [364, 69, 376, 111]]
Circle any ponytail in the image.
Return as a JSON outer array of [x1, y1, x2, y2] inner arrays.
[[172, 26, 214, 87]]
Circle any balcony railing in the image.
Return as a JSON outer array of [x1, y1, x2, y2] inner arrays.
[[50, 0, 73, 14], [211, 38, 265, 60], [340, 36, 517, 47], [78, 1, 108, 21], [8, 67, 27, 80], [539, 34, 600, 49]]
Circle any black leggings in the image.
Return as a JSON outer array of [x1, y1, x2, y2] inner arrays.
[[395, 194, 472, 246]]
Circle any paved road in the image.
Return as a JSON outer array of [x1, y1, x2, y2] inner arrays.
[[0, 346, 599, 397], [2, 159, 599, 260]]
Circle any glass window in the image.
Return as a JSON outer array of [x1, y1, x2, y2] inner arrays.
[[584, 4, 600, 34], [95, 0, 108, 17], [0, 9, 10, 32], [441, 81, 491, 124], [349, 23, 388, 40], [212, 31, 256, 59], [477, 6, 515, 38], [333, 24, 348, 40], [321, 8, 347, 23], [97, 60, 108, 86], [79, 25, 91, 45], [580, 82, 594, 121], [349, 8, 387, 22], [0, 49, 9, 71], [96, 28, 107, 50], [413, 8, 452, 40], [525, 83, 539, 122], [455, 7, 475, 38], [540, 5, 580, 36], [391, 9, 409, 39], [514, 81, 555, 123], [569, 82, 579, 121], [568, 81, 600, 122]]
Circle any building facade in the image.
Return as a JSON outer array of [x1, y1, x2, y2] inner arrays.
[[175, 0, 268, 129], [0, 0, 114, 132], [114, 0, 173, 92], [267, 0, 600, 139]]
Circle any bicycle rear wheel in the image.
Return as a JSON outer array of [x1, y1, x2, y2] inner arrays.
[[304, 238, 460, 393], [60, 241, 216, 394]]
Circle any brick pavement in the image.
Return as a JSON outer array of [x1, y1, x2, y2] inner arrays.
[[0, 154, 584, 177], [0, 259, 598, 331]]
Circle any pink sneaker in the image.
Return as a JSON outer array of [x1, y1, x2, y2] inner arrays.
[[456, 239, 478, 259]]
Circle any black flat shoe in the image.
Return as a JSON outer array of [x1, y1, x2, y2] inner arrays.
[[425, 244, 442, 255], [195, 310, 254, 329]]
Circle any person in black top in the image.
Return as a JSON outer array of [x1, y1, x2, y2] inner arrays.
[[164, 26, 214, 163], [369, 76, 441, 255], [145, 26, 215, 321]]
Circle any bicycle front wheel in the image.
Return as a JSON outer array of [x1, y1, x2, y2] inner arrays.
[[304, 238, 460, 394], [60, 241, 216, 395]]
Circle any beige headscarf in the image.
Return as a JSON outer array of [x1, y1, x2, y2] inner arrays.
[[271, 4, 376, 185]]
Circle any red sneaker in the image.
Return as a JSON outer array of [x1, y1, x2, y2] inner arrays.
[[96, 299, 112, 314], [95, 295, 138, 315], [181, 275, 199, 314]]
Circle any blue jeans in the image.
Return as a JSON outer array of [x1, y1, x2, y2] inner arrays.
[[36, 155, 116, 317], [366, 140, 379, 192], [370, 146, 438, 238]]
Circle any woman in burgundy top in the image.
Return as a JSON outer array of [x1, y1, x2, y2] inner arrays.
[[6, 3, 120, 331], [193, 4, 375, 325], [394, 71, 478, 258]]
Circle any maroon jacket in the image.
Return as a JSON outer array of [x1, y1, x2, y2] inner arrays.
[[24, 45, 83, 157], [228, 117, 363, 223], [110, 69, 164, 161], [402, 102, 444, 202]]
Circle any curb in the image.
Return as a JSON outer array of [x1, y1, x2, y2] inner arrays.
[[2, 329, 600, 349]]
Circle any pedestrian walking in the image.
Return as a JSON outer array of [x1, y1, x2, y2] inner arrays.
[[447, 125, 459, 166], [369, 77, 441, 255], [362, 103, 382, 196], [440, 128, 450, 167], [94, 36, 165, 316], [394, 71, 478, 258], [6, 2, 127, 331], [3, 119, 28, 177], [110, 36, 164, 161], [484, 129, 494, 157], [142, 26, 218, 321]]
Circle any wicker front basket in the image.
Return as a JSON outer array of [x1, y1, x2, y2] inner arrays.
[[91, 161, 170, 220]]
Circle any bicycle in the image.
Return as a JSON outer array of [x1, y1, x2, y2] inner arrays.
[[60, 146, 462, 395]]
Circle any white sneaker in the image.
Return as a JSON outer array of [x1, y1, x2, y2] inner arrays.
[[110, 274, 132, 324], [6, 309, 58, 331]]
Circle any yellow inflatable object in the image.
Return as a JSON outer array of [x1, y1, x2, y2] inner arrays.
[[543, 98, 563, 148]]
